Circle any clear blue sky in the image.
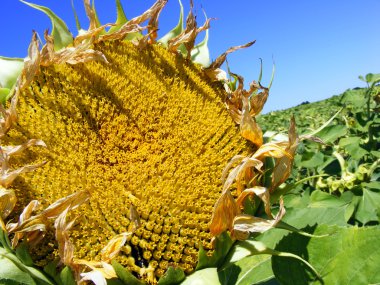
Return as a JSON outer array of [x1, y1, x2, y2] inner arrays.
[[1, 0, 379, 113]]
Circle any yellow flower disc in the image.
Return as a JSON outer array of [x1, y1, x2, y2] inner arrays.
[[6, 40, 250, 281]]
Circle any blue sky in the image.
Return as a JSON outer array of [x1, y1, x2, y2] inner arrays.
[[1, 0, 379, 113]]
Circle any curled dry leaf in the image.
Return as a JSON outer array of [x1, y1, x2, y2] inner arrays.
[[232, 197, 286, 240], [210, 189, 240, 237]]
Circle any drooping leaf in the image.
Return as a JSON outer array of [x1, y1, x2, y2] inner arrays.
[[315, 124, 347, 144], [272, 224, 380, 285], [20, 1, 73, 51], [158, 266, 186, 285]]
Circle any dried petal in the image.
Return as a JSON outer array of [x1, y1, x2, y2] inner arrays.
[[20, 32, 41, 90], [210, 189, 240, 236], [240, 95, 263, 147], [0, 187, 16, 229], [54, 207, 76, 266], [204, 41, 255, 81], [0, 92, 18, 138], [232, 198, 286, 240], [2, 139, 46, 157]]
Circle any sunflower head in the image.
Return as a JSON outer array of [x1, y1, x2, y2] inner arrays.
[[0, 1, 297, 284]]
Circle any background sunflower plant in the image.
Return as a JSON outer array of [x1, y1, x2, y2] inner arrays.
[[0, 0, 320, 284]]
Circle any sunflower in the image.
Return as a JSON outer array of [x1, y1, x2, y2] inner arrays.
[[0, 1, 298, 284]]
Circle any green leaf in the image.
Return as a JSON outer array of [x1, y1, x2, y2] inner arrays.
[[158, 266, 186, 285], [339, 137, 368, 160], [196, 232, 234, 270], [298, 152, 324, 168], [315, 124, 347, 144], [0, 88, 10, 105], [111, 260, 145, 285], [158, 0, 184, 46], [0, 247, 36, 285], [191, 28, 210, 67], [0, 56, 24, 92], [108, 0, 128, 34], [355, 187, 380, 224], [272, 224, 380, 285], [15, 243, 34, 266], [59, 267, 76, 285], [181, 268, 221, 285], [20, 1, 73, 51]]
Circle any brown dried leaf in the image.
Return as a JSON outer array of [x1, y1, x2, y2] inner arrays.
[[210, 189, 240, 236], [232, 197, 286, 240], [240, 96, 263, 147]]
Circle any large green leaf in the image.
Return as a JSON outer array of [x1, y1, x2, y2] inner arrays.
[[20, 1, 73, 51], [272, 224, 380, 285], [298, 152, 325, 168], [219, 254, 274, 285]]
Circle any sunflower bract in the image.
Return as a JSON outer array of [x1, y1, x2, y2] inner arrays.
[[6, 40, 250, 280]]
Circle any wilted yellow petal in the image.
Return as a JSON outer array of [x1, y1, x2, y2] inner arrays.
[[0, 93, 18, 138], [249, 88, 269, 117], [101, 232, 132, 263], [0, 162, 46, 188], [270, 117, 298, 192], [39, 190, 90, 219], [236, 186, 271, 217], [210, 189, 240, 236], [252, 142, 291, 161]]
